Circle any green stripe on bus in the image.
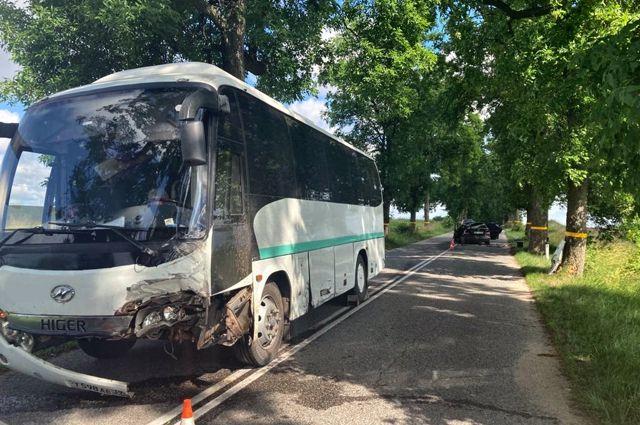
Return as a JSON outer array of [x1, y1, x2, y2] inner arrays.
[[259, 232, 385, 259]]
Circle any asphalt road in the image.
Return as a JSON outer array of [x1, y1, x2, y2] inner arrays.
[[0, 233, 588, 425]]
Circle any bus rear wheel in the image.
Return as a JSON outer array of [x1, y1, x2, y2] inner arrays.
[[78, 338, 136, 359], [234, 281, 284, 367], [349, 255, 368, 305]]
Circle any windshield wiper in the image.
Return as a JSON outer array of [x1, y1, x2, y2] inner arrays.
[[0, 227, 51, 249], [47, 221, 158, 258]]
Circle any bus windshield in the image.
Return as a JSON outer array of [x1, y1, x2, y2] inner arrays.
[[0, 87, 208, 241]]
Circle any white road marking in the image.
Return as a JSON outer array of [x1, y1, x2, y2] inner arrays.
[[145, 369, 252, 425], [151, 247, 450, 425]]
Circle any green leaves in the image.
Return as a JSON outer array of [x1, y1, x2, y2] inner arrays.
[[0, 0, 191, 105], [0, 0, 334, 104], [320, 0, 439, 217]]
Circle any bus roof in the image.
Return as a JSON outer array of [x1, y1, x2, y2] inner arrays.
[[47, 62, 371, 159]]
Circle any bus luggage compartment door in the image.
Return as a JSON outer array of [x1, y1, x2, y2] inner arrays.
[[333, 244, 354, 296], [309, 247, 334, 307]]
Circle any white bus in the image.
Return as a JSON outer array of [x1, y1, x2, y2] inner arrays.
[[0, 62, 385, 396]]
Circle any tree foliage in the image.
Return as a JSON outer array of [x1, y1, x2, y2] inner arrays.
[[0, 0, 332, 104], [321, 0, 438, 221]]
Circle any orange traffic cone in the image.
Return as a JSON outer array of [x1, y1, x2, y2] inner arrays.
[[180, 399, 195, 425], [449, 239, 455, 250]]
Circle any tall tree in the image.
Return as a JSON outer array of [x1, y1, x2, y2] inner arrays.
[[442, 0, 640, 274], [321, 0, 438, 223]]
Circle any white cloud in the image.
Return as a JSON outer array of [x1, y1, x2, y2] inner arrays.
[[0, 109, 19, 123], [317, 84, 337, 99], [0, 48, 21, 81], [288, 97, 336, 133], [0, 109, 20, 159], [321, 28, 339, 42]]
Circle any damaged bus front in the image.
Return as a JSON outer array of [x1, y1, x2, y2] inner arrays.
[[0, 63, 385, 398], [0, 83, 253, 396]]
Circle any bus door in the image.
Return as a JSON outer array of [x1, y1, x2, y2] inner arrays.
[[211, 140, 252, 292]]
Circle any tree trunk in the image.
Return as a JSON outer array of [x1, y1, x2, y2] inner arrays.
[[457, 208, 467, 225], [525, 204, 532, 237], [383, 198, 391, 237], [527, 189, 548, 255], [507, 209, 519, 226], [562, 178, 589, 276], [410, 210, 417, 233], [220, 0, 246, 79], [423, 191, 430, 223]]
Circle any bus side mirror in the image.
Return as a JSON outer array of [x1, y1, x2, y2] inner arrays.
[[0, 122, 18, 139], [180, 120, 207, 166]]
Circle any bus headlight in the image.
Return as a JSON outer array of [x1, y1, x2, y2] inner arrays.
[[162, 306, 178, 322], [1, 315, 35, 353], [142, 311, 162, 328]]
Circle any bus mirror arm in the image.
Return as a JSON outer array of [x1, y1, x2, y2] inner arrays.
[[0, 122, 18, 139], [178, 89, 229, 166], [178, 88, 226, 121]]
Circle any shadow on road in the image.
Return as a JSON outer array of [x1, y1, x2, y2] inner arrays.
[[196, 241, 573, 424]]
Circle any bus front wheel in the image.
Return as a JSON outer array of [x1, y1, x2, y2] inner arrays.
[[234, 281, 284, 367]]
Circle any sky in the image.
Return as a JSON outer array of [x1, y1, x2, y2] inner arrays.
[[0, 48, 567, 223]]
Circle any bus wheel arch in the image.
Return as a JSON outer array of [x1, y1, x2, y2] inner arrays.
[[265, 270, 291, 340], [358, 248, 369, 274], [267, 271, 291, 320]]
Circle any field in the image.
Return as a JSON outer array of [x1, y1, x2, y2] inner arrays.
[[5, 205, 44, 229], [385, 218, 451, 250]]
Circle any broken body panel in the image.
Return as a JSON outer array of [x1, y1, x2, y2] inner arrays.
[[0, 62, 385, 396]]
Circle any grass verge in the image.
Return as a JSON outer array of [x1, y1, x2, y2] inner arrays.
[[385, 219, 450, 250], [507, 227, 640, 425]]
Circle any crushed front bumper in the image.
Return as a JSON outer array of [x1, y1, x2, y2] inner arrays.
[[0, 333, 131, 398]]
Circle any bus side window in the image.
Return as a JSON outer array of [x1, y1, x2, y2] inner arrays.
[[326, 140, 354, 204], [367, 159, 382, 206], [355, 156, 369, 205], [288, 119, 331, 201], [237, 92, 296, 199], [217, 88, 243, 143]]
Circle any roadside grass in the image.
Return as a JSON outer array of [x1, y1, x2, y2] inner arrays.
[[507, 226, 640, 425], [385, 219, 450, 250]]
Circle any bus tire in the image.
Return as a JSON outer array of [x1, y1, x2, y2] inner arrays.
[[78, 338, 136, 359], [350, 255, 368, 305], [233, 281, 284, 367]]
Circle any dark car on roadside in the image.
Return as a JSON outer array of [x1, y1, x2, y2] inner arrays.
[[455, 222, 491, 245], [486, 222, 503, 240], [453, 221, 471, 243]]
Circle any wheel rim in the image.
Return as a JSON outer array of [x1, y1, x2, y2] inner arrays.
[[356, 262, 366, 293], [256, 295, 281, 349]]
